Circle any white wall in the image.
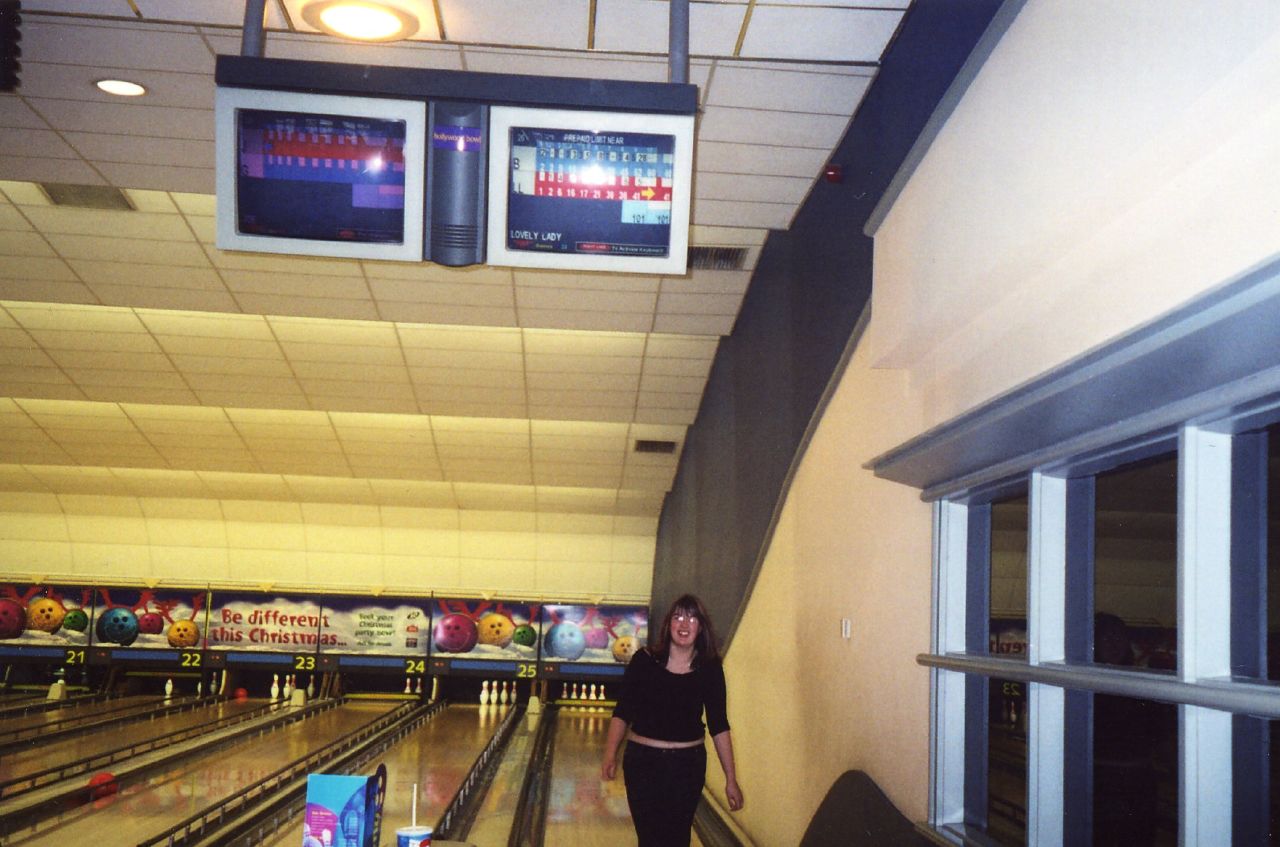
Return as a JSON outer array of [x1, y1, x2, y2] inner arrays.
[[723, 0, 1280, 838]]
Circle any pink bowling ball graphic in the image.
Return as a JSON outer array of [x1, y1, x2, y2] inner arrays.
[[434, 613, 478, 653]]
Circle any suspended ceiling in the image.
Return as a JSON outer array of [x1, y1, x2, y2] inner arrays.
[[0, 0, 908, 525]]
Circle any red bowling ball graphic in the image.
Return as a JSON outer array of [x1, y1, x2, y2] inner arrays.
[[0, 598, 25, 639], [137, 611, 165, 635], [433, 612, 478, 653]]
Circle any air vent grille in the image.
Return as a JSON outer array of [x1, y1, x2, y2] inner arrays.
[[687, 246, 748, 271], [40, 183, 133, 211], [635, 439, 678, 454]]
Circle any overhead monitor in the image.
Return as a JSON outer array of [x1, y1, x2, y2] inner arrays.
[[215, 87, 427, 262], [486, 106, 694, 276]]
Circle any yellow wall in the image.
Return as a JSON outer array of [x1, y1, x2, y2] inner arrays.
[[722, 1, 1280, 840], [0, 491, 654, 602]]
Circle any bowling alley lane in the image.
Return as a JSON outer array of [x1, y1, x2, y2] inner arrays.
[[259, 702, 506, 847], [539, 705, 705, 847], [0, 695, 158, 734], [0, 697, 262, 784], [8, 700, 397, 846]]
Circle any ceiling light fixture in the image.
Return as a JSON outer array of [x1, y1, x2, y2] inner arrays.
[[95, 79, 147, 97], [302, 0, 419, 42]]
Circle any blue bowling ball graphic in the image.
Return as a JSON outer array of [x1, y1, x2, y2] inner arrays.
[[95, 608, 139, 646], [543, 621, 587, 660]]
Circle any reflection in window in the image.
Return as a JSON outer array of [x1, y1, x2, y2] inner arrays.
[[990, 495, 1028, 660], [987, 494, 1028, 845], [1093, 695, 1178, 846], [987, 676, 1028, 844], [1094, 455, 1178, 671]]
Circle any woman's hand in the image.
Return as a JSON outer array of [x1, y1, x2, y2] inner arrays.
[[725, 778, 744, 811], [601, 754, 618, 781]]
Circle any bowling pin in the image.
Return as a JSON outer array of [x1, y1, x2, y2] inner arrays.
[[589, 683, 597, 701], [196, 680, 203, 697], [599, 684, 606, 701], [404, 676, 412, 694], [480, 679, 490, 705], [270, 673, 280, 700], [307, 675, 316, 699], [415, 676, 423, 694], [499, 680, 508, 705], [164, 677, 174, 698]]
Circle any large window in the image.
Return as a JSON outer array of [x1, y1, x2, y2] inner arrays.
[[924, 420, 1280, 846]]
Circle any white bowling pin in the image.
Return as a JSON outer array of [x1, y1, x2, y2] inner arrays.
[[599, 685, 606, 701], [196, 680, 203, 697], [164, 677, 174, 698], [270, 674, 280, 700], [307, 675, 316, 699], [499, 680, 508, 705], [404, 676, 412, 694], [588, 683, 597, 700], [415, 676, 423, 694], [480, 679, 490, 705]]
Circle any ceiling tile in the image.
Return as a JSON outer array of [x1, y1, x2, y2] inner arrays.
[[24, 99, 214, 141], [706, 63, 874, 114], [93, 163, 215, 195], [738, 6, 903, 62], [23, 20, 216, 74], [43, 233, 210, 266], [441, 0, 589, 49], [0, 156, 105, 187], [23, 206, 197, 241], [594, 0, 745, 55], [695, 140, 828, 179], [695, 171, 811, 205], [693, 198, 796, 230], [63, 133, 215, 169], [0, 129, 80, 160], [134, 0, 290, 28]]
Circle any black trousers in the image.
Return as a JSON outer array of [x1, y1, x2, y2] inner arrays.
[[622, 741, 707, 847]]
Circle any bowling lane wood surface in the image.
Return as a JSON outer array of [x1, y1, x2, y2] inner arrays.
[[258, 702, 504, 847], [0, 694, 158, 735], [9, 700, 397, 846], [0, 697, 262, 784], [540, 704, 705, 847], [465, 707, 540, 846]]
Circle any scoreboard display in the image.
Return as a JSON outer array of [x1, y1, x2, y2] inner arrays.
[[506, 126, 675, 258]]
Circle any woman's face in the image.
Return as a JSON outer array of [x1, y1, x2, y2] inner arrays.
[[670, 608, 700, 649]]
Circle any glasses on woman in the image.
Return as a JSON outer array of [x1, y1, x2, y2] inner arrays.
[[673, 612, 700, 623]]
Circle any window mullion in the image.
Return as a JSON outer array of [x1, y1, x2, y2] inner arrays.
[[931, 499, 970, 828], [1026, 471, 1066, 845], [1178, 425, 1234, 844]]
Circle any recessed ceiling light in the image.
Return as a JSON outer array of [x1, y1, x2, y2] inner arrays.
[[302, 0, 419, 42], [96, 79, 147, 97]]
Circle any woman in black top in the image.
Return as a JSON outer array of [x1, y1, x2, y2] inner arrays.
[[601, 594, 744, 846]]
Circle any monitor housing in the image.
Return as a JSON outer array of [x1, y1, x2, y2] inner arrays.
[[215, 87, 427, 262]]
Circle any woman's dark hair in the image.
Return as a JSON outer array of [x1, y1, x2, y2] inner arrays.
[[651, 593, 720, 667]]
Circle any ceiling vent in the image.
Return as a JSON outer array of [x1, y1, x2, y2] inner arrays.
[[635, 439, 678, 454], [39, 183, 134, 211], [687, 246, 747, 271]]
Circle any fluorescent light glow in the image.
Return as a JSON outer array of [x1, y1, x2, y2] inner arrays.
[[96, 79, 147, 97], [302, 1, 419, 42]]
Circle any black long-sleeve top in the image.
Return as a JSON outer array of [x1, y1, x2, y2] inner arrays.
[[611, 649, 730, 742]]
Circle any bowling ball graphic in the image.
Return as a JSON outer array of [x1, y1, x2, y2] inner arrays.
[[26, 597, 66, 633], [137, 612, 165, 635], [167, 620, 200, 648], [0, 599, 24, 639], [584, 627, 610, 649], [611, 635, 639, 663], [95, 608, 139, 646], [511, 624, 536, 647], [477, 613, 515, 648], [543, 622, 587, 660], [87, 772, 119, 807], [62, 608, 89, 632], [433, 613, 478, 653]]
